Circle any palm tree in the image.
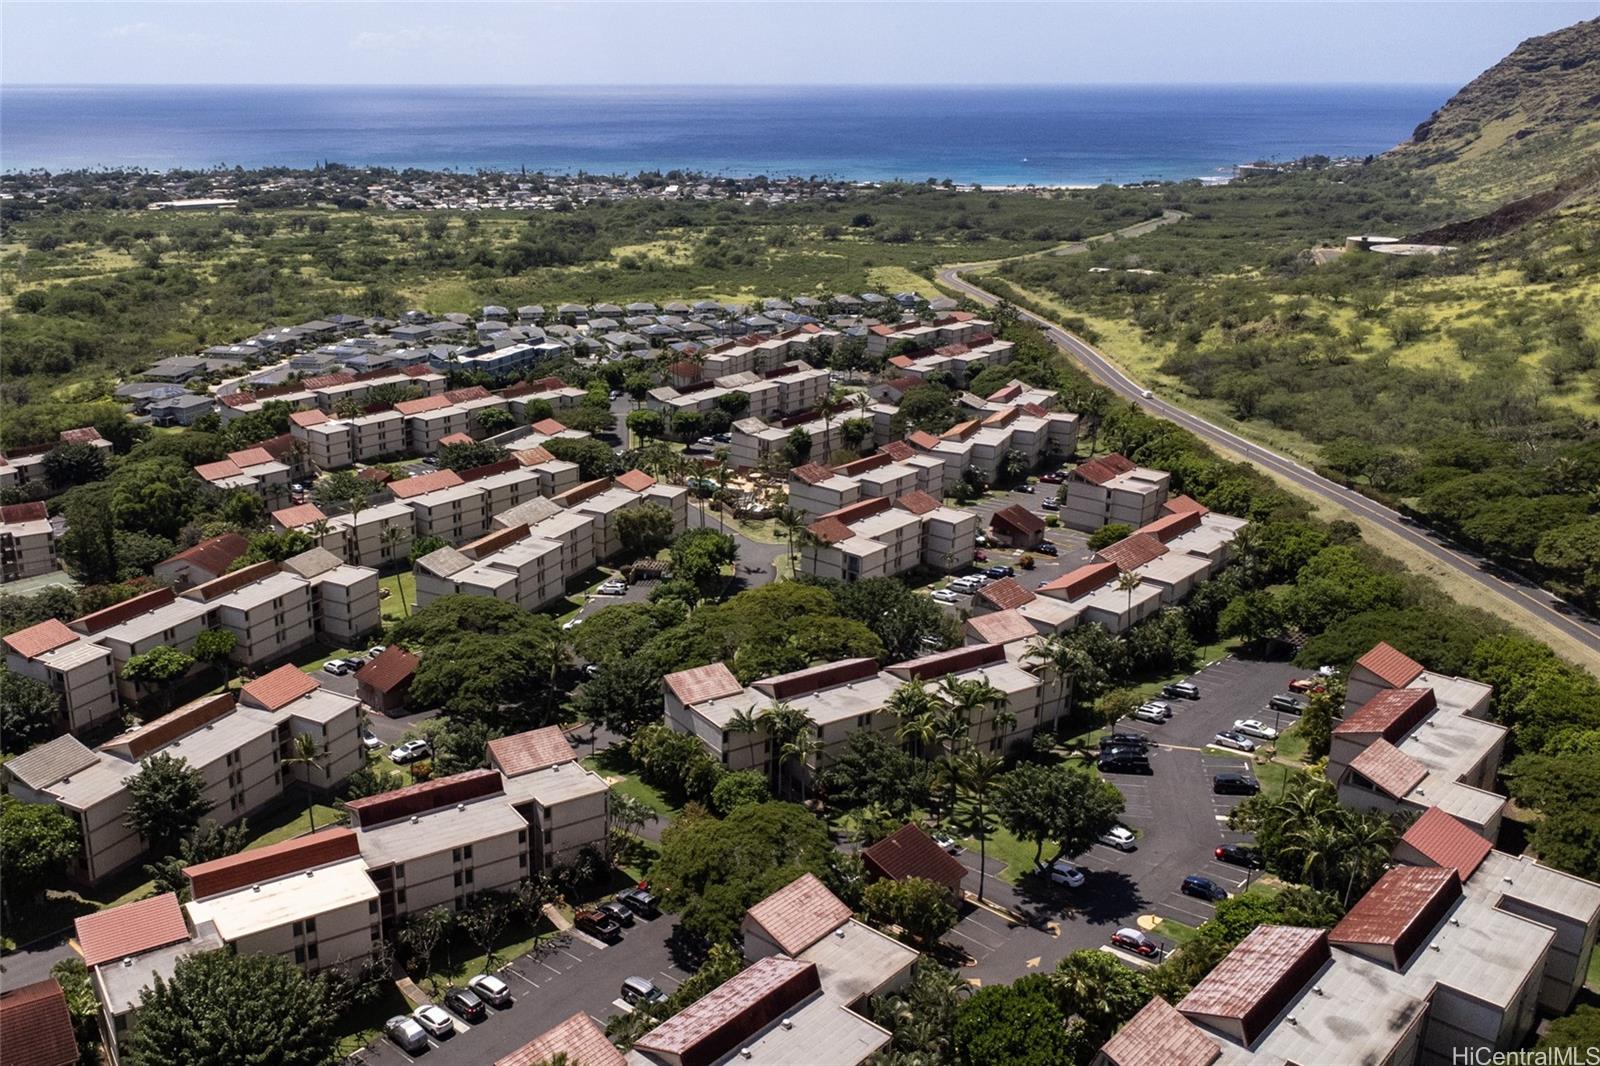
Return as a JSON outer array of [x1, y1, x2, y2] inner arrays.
[[937, 676, 1009, 753], [712, 455, 732, 532], [774, 505, 808, 576], [1335, 812, 1399, 907], [1280, 819, 1342, 892], [757, 701, 812, 795], [950, 750, 1003, 902], [282, 733, 328, 832], [1115, 571, 1142, 621], [1023, 636, 1100, 732], [886, 679, 940, 761], [819, 384, 847, 450], [781, 730, 821, 805], [1078, 391, 1109, 455]]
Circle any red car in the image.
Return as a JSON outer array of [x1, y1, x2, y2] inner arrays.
[[1039, 471, 1065, 484], [1288, 677, 1322, 693], [974, 550, 988, 562], [1110, 928, 1161, 958]]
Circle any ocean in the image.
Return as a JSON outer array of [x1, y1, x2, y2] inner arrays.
[[0, 84, 1450, 185]]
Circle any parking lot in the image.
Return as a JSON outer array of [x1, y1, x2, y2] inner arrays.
[[952, 653, 1305, 983], [351, 914, 690, 1065]]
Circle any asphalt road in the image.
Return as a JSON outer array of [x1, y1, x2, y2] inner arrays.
[[935, 224, 1600, 661]]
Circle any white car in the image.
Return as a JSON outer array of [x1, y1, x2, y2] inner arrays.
[[412, 1004, 454, 1039], [369, 645, 387, 659], [1213, 730, 1257, 752], [596, 581, 628, 596], [468, 973, 512, 1008], [1038, 859, 1085, 887], [1233, 719, 1278, 740], [359, 727, 383, 752], [932, 832, 963, 854], [1133, 703, 1168, 724], [562, 617, 583, 631], [1140, 389, 1154, 399], [390, 739, 431, 764], [932, 588, 963, 603], [1098, 826, 1137, 851], [321, 660, 348, 677]]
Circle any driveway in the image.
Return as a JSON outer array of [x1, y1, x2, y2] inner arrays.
[[950, 654, 1304, 983], [350, 914, 690, 1065]]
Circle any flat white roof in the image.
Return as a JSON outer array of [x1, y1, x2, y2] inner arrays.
[[210, 570, 308, 613], [357, 796, 528, 867], [93, 597, 213, 647], [185, 856, 378, 941]]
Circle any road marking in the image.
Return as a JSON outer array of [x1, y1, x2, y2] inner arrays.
[[562, 949, 585, 963], [507, 968, 539, 987], [657, 971, 683, 987], [1025, 956, 1041, 969], [541, 961, 562, 976]]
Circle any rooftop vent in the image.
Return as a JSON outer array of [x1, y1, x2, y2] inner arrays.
[[457, 803, 466, 812], [252, 884, 261, 892], [781, 1018, 794, 1030], [122, 957, 135, 968]]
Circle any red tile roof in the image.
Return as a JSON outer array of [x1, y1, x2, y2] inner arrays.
[[1348, 738, 1428, 799], [445, 386, 492, 403], [162, 532, 249, 579], [1399, 807, 1493, 881], [1136, 510, 1203, 542], [989, 503, 1044, 538], [614, 469, 656, 493], [1072, 452, 1136, 485], [1162, 494, 1210, 517], [389, 469, 465, 499], [966, 610, 1038, 646], [744, 873, 852, 955], [1038, 561, 1119, 599], [878, 440, 915, 462], [0, 501, 48, 524], [982, 406, 1019, 428], [487, 725, 578, 777], [987, 382, 1023, 403], [0, 978, 78, 1066], [3, 619, 79, 660], [832, 452, 893, 477], [806, 517, 854, 545], [887, 354, 916, 369], [530, 417, 567, 435], [300, 372, 356, 390], [194, 459, 245, 481], [862, 823, 967, 891], [495, 1012, 626, 1066], [343, 769, 504, 828], [974, 577, 1035, 611], [460, 458, 521, 482], [892, 641, 1007, 682], [58, 427, 103, 444], [822, 496, 893, 525], [1099, 997, 1220, 1066], [395, 395, 452, 415], [228, 447, 275, 467], [755, 657, 879, 701], [1334, 687, 1436, 741], [635, 957, 820, 1066], [513, 445, 556, 466], [272, 502, 328, 529], [189, 560, 277, 602], [790, 462, 835, 486], [185, 828, 362, 900], [1354, 641, 1425, 688], [75, 892, 191, 968], [941, 419, 980, 441], [663, 662, 744, 706], [1330, 866, 1460, 967], [289, 409, 330, 428], [439, 431, 475, 447], [355, 646, 419, 696], [893, 490, 941, 516], [906, 430, 941, 451], [1096, 533, 1168, 572], [110, 693, 236, 760], [240, 664, 320, 711], [73, 587, 176, 633], [1177, 926, 1329, 1042]]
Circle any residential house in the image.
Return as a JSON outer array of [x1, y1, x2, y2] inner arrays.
[[860, 823, 968, 902], [355, 645, 418, 715], [0, 978, 80, 1066], [988, 503, 1045, 550]]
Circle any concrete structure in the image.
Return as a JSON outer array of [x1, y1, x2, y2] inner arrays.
[[1328, 642, 1508, 839], [194, 447, 293, 498], [799, 492, 975, 582], [1061, 453, 1170, 532], [154, 532, 250, 590], [489, 725, 611, 873], [414, 524, 567, 615], [554, 472, 689, 562], [2, 619, 120, 734], [2, 669, 362, 884], [0, 502, 59, 582]]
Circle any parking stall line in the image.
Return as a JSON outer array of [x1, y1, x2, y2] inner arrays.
[[507, 967, 539, 987]]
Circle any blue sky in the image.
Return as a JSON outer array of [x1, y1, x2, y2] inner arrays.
[[2, 2, 1593, 86]]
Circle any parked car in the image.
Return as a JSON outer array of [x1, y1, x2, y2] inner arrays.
[[369, 645, 387, 658], [1098, 826, 1137, 851], [389, 739, 431, 764], [1269, 694, 1306, 714], [616, 887, 659, 918], [1132, 703, 1168, 724], [1288, 677, 1321, 693], [1015, 483, 1035, 494], [1182, 875, 1228, 901], [1099, 732, 1149, 751], [1212, 773, 1260, 796], [1039, 471, 1065, 484], [985, 565, 1015, 579], [1098, 752, 1152, 774], [340, 656, 366, 670], [360, 727, 383, 752], [385, 1015, 429, 1053], [1215, 843, 1264, 868], [322, 660, 349, 676], [1233, 719, 1278, 740], [412, 1004, 455, 1039], [1038, 859, 1085, 888], [575, 908, 622, 942], [1034, 541, 1058, 556], [442, 986, 487, 1023], [468, 973, 512, 1008], [932, 832, 963, 855], [596, 580, 628, 596], [1040, 497, 1060, 511], [621, 976, 666, 1006], [932, 588, 962, 604], [1111, 928, 1160, 957], [1162, 681, 1201, 700], [598, 900, 635, 927], [973, 550, 989, 563], [1213, 730, 1256, 752], [712, 433, 732, 444]]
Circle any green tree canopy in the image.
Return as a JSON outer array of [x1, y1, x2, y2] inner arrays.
[[995, 762, 1126, 866], [616, 502, 676, 560], [1, 666, 60, 754], [953, 975, 1079, 1066], [862, 876, 958, 948], [125, 753, 213, 854], [0, 797, 81, 900]]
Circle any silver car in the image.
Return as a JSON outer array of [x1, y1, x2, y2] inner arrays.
[[385, 1015, 428, 1053]]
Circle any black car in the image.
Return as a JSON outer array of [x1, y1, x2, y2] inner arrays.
[[1099, 744, 1147, 762], [616, 887, 659, 918], [1182, 875, 1228, 901], [1215, 843, 1264, 869], [1034, 541, 1058, 556], [574, 909, 622, 942], [598, 899, 635, 927], [442, 986, 487, 1023], [1100, 732, 1150, 751], [1213, 772, 1261, 796], [1098, 753, 1153, 775], [984, 565, 1015, 579]]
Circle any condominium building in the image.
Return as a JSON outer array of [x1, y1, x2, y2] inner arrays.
[[697, 327, 839, 378], [413, 524, 566, 613], [194, 447, 293, 497], [937, 404, 1079, 484], [730, 412, 849, 472], [2, 619, 120, 734], [272, 500, 414, 569], [2, 669, 362, 884], [1090, 507, 1247, 606], [489, 726, 610, 873], [1061, 453, 1171, 532], [153, 532, 250, 590], [554, 472, 689, 561], [1327, 642, 1508, 838], [799, 492, 975, 582], [0, 501, 59, 581], [865, 314, 997, 358], [647, 361, 831, 424]]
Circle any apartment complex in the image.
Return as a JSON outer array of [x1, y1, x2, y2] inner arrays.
[[799, 492, 976, 582], [1327, 642, 1509, 839], [1096, 821, 1600, 1066], [646, 360, 831, 425], [195, 446, 294, 497], [0, 428, 113, 495], [696, 326, 840, 378], [865, 313, 1002, 360], [2, 619, 121, 733], [0, 501, 59, 581], [1061, 453, 1171, 532], [1, 667, 362, 884], [153, 532, 249, 590], [663, 642, 1066, 789]]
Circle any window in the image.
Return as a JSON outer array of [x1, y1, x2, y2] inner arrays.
[[306, 944, 318, 961], [305, 917, 316, 934], [396, 889, 407, 906], [368, 900, 378, 915], [543, 829, 552, 845], [453, 871, 462, 887], [294, 946, 305, 964], [517, 830, 527, 845], [452, 848, 461, 863], [293, 921, 303, 937], [394, 864, 405, 879], [518, 853, 528, 868], [463, 844, 472, 860], [465, 869, 474, 884]]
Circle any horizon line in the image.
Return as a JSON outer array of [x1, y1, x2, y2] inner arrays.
[[0, 80, 1458, 90]]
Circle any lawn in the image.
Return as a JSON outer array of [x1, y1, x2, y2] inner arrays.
[[333, 985, 414, 1058], [583, 748, 679, 819], [416, 913, 559, 995], [378, 571, 415, 622], [245, 802, 346, 849], [960, 824, 1043, 886]]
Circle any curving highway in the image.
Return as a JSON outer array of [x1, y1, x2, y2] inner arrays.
[[935, 221, 1600, 667]]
